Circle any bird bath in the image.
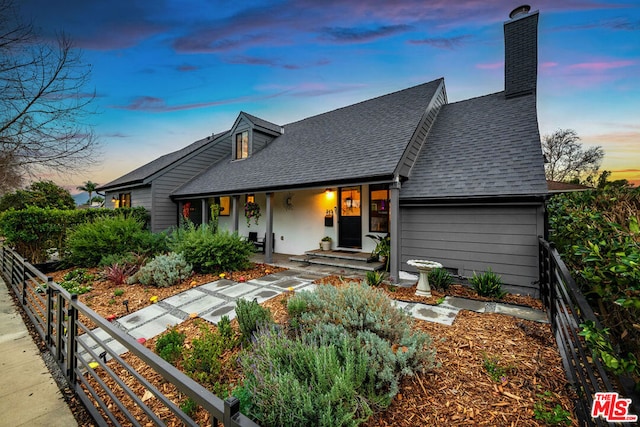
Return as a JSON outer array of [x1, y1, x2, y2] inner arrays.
[[407, 260, 443, 297]]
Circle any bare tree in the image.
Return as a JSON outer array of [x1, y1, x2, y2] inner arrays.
[[0, 0, 100, 190], [542, 129, 604, 184]]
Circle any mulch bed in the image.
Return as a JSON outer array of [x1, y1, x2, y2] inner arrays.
[[44, 266, 575, 426]]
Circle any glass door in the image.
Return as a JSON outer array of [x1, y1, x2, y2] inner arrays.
[[338, 186, 362, 248]]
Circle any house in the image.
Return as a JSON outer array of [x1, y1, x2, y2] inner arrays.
[[99, 6, 547, 295]]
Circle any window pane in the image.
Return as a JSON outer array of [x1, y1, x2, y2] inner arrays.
[[369, 185, 389, 232]]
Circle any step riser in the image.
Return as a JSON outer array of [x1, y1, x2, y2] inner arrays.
[[289, 256, 384, 272]]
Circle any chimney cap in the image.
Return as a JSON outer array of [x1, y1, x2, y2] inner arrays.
[[509, 4, 531, 19]]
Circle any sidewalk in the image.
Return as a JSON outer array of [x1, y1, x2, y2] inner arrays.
[[0, 277, 77, 427]]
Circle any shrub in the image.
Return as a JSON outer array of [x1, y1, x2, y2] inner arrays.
[[237, 282, 437, 425], [183, 322, 235, 387], [128, 252, 192, 287], [216, 315, 235, 344], [470, 268, 506, 298], [365, 270, 385, 287], [65, 215, 166, 267], [237, 325, 374, 426], [428, 268, 453, 291], [155, 328, 186, 365], [169, 224, 254, 273], [235, 298, 274, 343]]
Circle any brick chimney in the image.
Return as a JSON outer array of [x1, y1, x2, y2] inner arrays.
[[504, 5, 539, 99]]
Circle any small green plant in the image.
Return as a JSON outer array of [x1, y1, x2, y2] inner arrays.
[[428, 268, 453, 291], [113, 288, 125, 297], [482, 354, 509, 383], [155, 327, 186, 365], [321, 236, 332, 242], [183, 322, 235, 386], [365, 270, 386, 286], [128, 252, 192, 287], [435, 296, 445, 305], [104, 263, 138, 286], [217, 315, 235, 344], [533, 391, 572, 425], [63, 268, 95, 283], [235, 298, 274, 343], [470, 268, 506, 298], [180, 397, 198, 417]]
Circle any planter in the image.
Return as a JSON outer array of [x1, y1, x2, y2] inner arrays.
[[320, 241, 332, 251], [407, 260, 443, 297]]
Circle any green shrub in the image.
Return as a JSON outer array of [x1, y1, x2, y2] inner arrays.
[[155, 328, 186, 365], [235, 298, 274, 343], [428, 268, 453, 291], [183, 322, 235, 387], [470, 268, 506, 298], [128, 252, 192, 287], [237, 283, 437, 425], [216, 315, 235, 344], [238, 325, 374, 426], [365, 270, 385, 287], [169, 224, 254, 273], [180, 397, 198, 417], [65, 215, 166, 267], [0, 206, 149, 264]]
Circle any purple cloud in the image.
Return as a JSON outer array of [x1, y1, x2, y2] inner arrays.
[[225, 56, 330, 70], [568, 60, 635, 71], [319, 24, 412, 43], [408, 34, 472, 49]]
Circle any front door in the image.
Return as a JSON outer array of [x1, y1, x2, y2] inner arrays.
[[338, 186, 362, 248]]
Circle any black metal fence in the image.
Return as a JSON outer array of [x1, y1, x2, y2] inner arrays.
[[538, 237, 639, 426], [0, 244, 259, 427]]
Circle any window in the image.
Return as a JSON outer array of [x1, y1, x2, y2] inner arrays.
[[235, 131, 249, 159], [369, 184, 389, 232], [116, 193, 131, 208]]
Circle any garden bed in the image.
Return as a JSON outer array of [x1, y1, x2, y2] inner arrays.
[[60, 265, 576, 426]]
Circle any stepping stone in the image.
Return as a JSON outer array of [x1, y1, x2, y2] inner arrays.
[[118, 305, 167, 329], [218, 283, 259, 298], [270, 278, 308, 289], [494, 304, 548, 323], [440, 296, 487, 313], [178, 295, 225, 315], [249, 274, 281, 284], [127, 313, 183, 340], [199, 279, 236, 292], [163, 288, 207, 307], [410, 304, 459, 326], [242, 288, 281, 304], [200, 303, 237, 324]]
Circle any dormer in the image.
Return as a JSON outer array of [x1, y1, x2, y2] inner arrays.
[[230, 112, 283, 160]]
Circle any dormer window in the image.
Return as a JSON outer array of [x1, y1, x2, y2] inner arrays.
[[235, 131, 249, 159]]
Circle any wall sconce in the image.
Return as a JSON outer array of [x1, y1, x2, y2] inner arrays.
[[325, 188, 334, 200], [246, 194, 255, 203]]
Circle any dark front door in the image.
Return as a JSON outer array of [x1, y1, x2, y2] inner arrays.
[[338, 186, 362, 248]]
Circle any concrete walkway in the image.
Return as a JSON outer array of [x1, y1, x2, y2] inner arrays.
[[0, 277, 77, 426]]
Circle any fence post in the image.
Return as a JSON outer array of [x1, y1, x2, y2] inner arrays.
[[45, 278, 54, 347], [56, 292, 65, 363], [224, 397, 240, 426], [66, 294, 78, 384]]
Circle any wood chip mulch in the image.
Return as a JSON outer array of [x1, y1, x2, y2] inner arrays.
[[55, 268, 576, 426]]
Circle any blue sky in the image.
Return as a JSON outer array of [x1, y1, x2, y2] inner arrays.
[[18, 0, 640, 191]]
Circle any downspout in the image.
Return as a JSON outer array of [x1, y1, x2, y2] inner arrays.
[[389, 175, 401, 283]]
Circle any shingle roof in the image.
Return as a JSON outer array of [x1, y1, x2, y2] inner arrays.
[[173, 79, 443, 197], [98, 133, 227, 191], [241, 112, 282, 135], [400, 92, 547, 199]]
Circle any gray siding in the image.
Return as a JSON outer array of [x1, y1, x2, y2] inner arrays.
[[396, 81, 447, 178], [151, 136, 231, 232], [400, 204, 544, 294], [103, 187, 151, 210], [252, 130, 275, 153]]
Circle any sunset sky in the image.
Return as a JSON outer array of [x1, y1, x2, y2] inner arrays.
[[16, 0, 640, 192]]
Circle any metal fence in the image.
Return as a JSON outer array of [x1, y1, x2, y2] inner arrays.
[[538, 237, 639, 426], [0, 244, 259, 427]]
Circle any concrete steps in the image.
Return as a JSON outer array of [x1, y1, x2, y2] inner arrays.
[[289, 249, 385, 272]]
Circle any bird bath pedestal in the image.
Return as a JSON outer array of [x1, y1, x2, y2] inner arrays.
[[407, 260, 443, 297]]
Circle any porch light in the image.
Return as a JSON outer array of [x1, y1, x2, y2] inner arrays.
[[325, 188, 334, 200], [246, 194, 255, 203]]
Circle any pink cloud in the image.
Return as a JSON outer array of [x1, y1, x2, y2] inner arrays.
[[540, 62, 558, 69], [568, 60, 635, 72], [476, 61, 503, 70]]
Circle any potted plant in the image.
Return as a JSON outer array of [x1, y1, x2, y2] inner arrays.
[[366, 233, 390, 270], [244, 202, 261, 227], [320, 236, 332, 251]]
